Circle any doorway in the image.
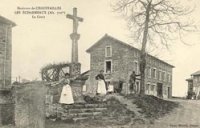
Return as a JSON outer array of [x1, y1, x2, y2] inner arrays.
[[136, 81, 140, 94], [157, 83, 163, 97], [168, 87, 171, 98]]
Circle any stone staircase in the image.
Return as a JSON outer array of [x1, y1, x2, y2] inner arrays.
[[46, 103, 108, 122]]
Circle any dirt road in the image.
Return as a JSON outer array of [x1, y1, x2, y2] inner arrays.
[[147, 99, 200, 128]]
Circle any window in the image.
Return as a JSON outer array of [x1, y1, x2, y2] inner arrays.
[[105, 60, 112, 74], [146, 66, 151, 78], [163, 72, 166, 81], [105, 46, 112, 57], [167, 74, 170, 82], [146, 84, 150, 94], [157, 70, 160, 80], [152, 68, 156, 79], [170, 75, 172, 82], [134, 61, 139, 74], [159, 71, 162, 81], [162, 72, 165, 81], [161, 71, 165, 81], [151, 85, 155, 91]]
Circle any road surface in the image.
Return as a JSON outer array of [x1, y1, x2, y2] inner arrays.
[[148, 99, 200, 128]]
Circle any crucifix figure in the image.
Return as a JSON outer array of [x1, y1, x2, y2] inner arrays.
[[67, 7, 83, 63]]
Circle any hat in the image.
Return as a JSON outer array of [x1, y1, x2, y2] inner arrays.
[[65, 73, 70, 77]]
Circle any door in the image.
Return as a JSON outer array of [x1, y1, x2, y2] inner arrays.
[[136, 81, 140, 94], [168, 87, 171, 98], [157, 83, 163, 98]]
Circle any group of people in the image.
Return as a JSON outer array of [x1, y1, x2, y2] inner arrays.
[[95, 70, 114, 95], [95, 70, 140, 95], [54, 70, 139, 105]]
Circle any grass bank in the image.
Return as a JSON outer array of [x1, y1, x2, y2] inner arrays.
[[126, 94, 179, 119]]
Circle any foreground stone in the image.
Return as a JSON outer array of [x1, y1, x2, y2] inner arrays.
[[15, 82, 47, 128]]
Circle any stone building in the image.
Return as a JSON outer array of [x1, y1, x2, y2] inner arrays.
[[86, 34, 174, 98], [0, 16, 15, 126], [186, 78, 193, 99], [186, 70, 200, 99], [0, 16, 16, 88]]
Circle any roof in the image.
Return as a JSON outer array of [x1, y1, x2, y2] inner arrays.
[[0, 16, 16, 27], [186, 78, 193, 81], [80, 70, 90, 76], [191, 70, 200, 76], [86, 34, 174, 68]]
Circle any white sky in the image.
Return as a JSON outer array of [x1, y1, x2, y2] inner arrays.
[[0, 0, 200, 97]]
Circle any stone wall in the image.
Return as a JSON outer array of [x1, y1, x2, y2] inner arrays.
[[45, 79, 85, 104], [0, 89, 14, 126], [15, 82, 47, 128]]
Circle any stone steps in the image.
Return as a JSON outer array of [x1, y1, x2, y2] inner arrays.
[[57, 103, 108, 122], [62, 111, 102, 117], [62, 103, 108, 109], [72, 117, 89, 122], [68, 107, 107, 113]]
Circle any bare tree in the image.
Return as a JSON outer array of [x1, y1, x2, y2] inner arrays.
[[112, 0, 196, 95]]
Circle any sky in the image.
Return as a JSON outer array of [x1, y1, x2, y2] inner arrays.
[[0, 0, 200, 97]]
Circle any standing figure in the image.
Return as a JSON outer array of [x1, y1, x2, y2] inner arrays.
[[107, 79, 114, 94], [129, 71, 140, 94], [59, 73, 74, 104], [95, 70, 107, 95]]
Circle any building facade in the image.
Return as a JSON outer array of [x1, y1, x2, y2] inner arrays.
[[86, 34, 174, 98], [186, 70, 200, 99], [0, 16, 15, 126], [186, 78, 193, 99], [0, 16, 16, 88]]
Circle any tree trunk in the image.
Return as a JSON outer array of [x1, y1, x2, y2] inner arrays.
[[139, 2, 151, 95]]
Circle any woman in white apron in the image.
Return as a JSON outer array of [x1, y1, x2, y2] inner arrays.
[[51, 73, 74, 104], [55, 73, 74, 104], [96, 70, 107, 95], [59, 79, 74, 104]]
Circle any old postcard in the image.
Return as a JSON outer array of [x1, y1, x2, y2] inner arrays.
[[0, 0, 200, 128]]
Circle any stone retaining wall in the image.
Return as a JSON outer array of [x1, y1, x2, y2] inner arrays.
[[15, 82, 47, 128], [0, 89, 14, 126]]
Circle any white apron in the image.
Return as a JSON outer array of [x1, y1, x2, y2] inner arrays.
[[59, 84, 74, 104], [108, 84, 114, 92], [82, 84, 86, 92], [97, 80, 107, 95]]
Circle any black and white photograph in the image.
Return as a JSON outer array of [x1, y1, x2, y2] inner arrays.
[[0, 0, 200, 128]]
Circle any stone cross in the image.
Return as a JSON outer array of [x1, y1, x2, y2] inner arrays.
[[67, 8, 83, 63], [67, 8, 83, 34]]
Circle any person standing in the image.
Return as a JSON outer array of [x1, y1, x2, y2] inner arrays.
[[95, 70, 107, 95], [129, 71, 140, 94], [52, 73, 74, 105], [107, 81, 114, 94]]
